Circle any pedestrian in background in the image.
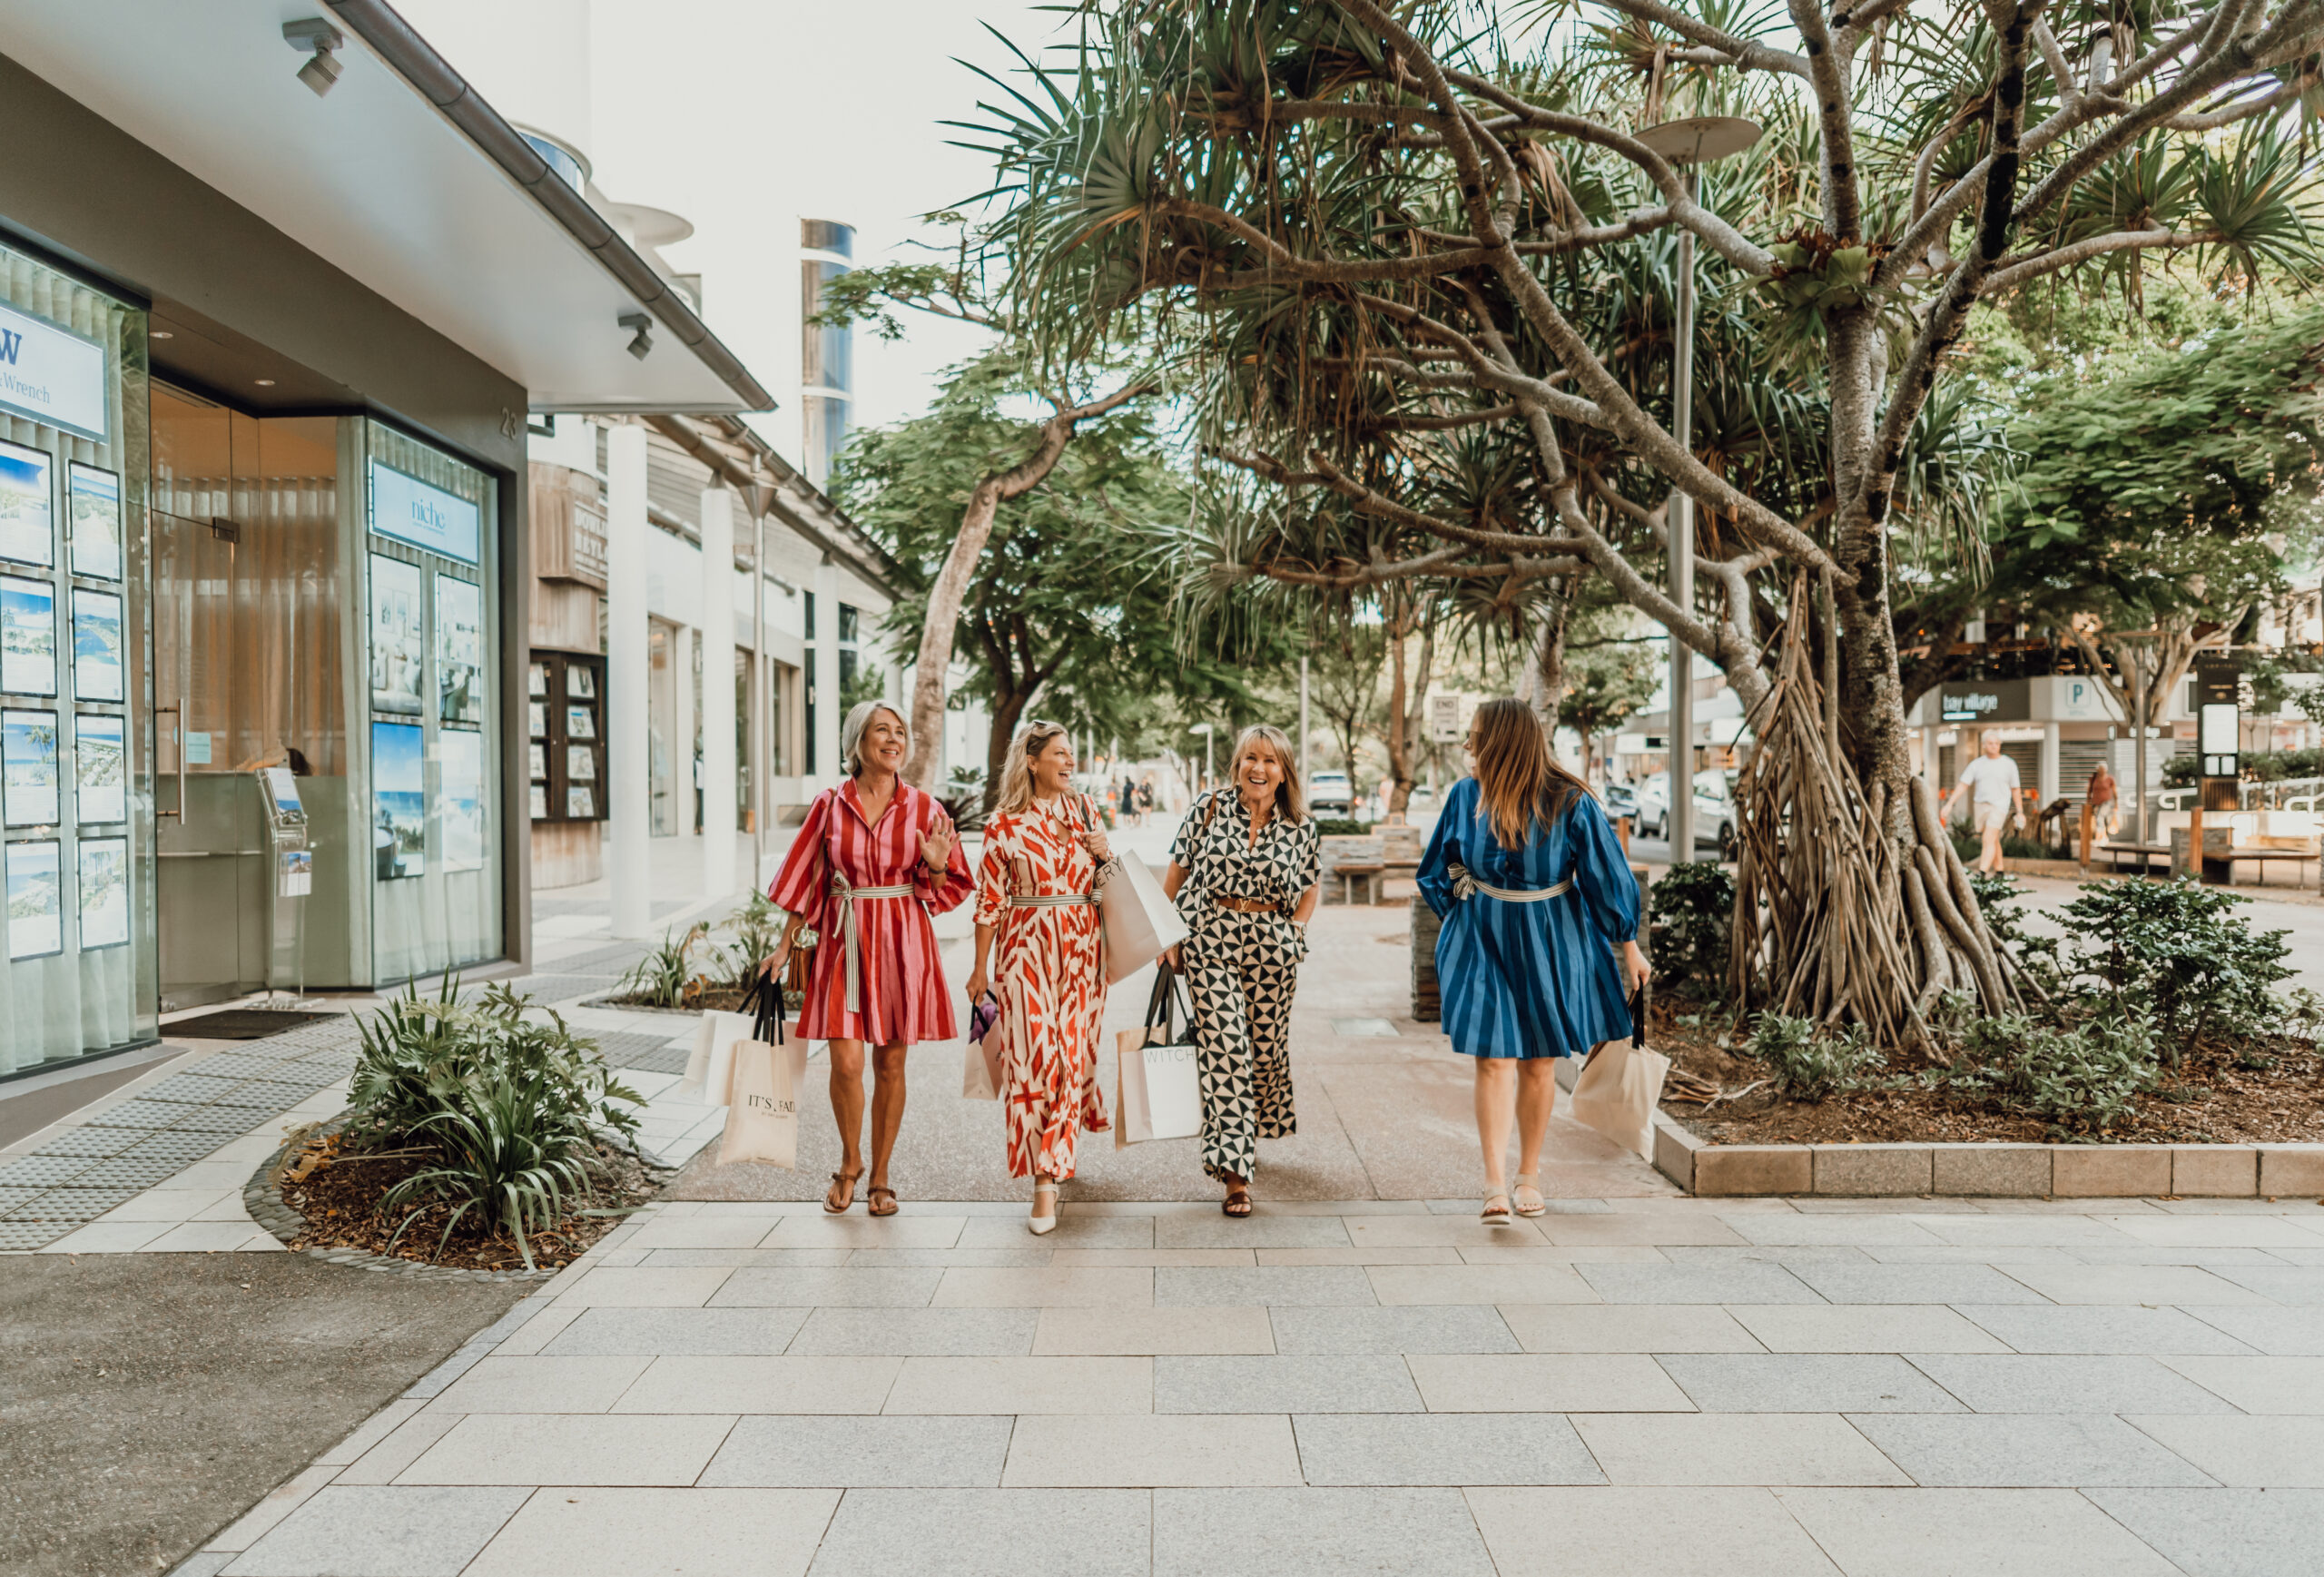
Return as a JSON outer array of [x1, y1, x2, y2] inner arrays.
[[1161, 724, 1319, 1217], [765, 700, 971, 1216], [1947, 732, 2024, 873], [1418, 698, 1648, 1222], [967, 721, 1111, 1235], [2086, 761, 2120, 837]]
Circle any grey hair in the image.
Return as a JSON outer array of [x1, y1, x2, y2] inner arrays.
[[841, 699, 910, 776]]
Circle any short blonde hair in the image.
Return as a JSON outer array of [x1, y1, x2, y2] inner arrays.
[[841, 700, 910, 776], [994, 719, 1072, 814], [1229, 724, 1305, 823]]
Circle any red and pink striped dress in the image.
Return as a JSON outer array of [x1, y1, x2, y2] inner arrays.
[[770, 779, 972, 1044]]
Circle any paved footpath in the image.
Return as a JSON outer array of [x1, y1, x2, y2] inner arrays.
[[171, 1191, 2324, 1576]]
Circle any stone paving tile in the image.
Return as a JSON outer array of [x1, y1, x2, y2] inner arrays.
[[1153, 1355, 1421, 1414], [1266, 1305, 1519, 1355], [1863, 1245, 2085, 1267], [1154, 1487, 1497, 1577], [2186, 1306, 2324, 1355], [697, 1414, 1013, 1486], [1003, 1413, 1302, 1486], [642, 1248, 858, 1267], [1906, 1354, 2242, 1414], [706, 1267, 944, 1307], [1465, 1486, 1845, 1576], [393, 1414, 738, 1486], [540, 1306, 808, 1357], [1577, 1262, 1823, 1305], [1847, 1413, 2217, 1487], [2097, 1215, 2324, 1248], [1535, 1214, 1750, 1247], [461, 1487, 836, 1577], [1497, 1302, 1767, 1353], [1659, 1245, 1876, 1267], [1367, 1264, 1600, 1306], [1153, 1266, 1377, 1306], [426, 1355, 653, 1414], [1569, 1413, 1912, 1486], [1405, 1351, 1694, 1413], [2083, 1487, 2324, 1577], [621, 1216, 783, 1251], [793, 1308, 1038, 1357], [332, 1414, 463, 1487], [1342, 1216, 1551, 1248], [1787, 1262, 2053, 1306], [220, 1485, 530, 1576], [2157, 1355, 2324, 1414], [1999, 1264, 2276, 1306], [957, 1214, 1154, 1249], [2063, 1246, 2291, 1267], [1456, 1245, 1667, 1266], [2125, 1414, 2324, 1486], [760, 1216, 968, 1249], [1032, 1306, 1274, 1355], [1915, 1217, 2147, 1247], [1774, 1487, 2181, 1576], [2210, 1266, 2324, 1306], [1152, 1214, 1354, 1249], [931, 1266, 1154, 1307], [1726, 1215, 1947, 1248], [549, 1266, 734, 1308], [1955, 1305, 2263, 1355], [1059, 1248, 1257, 1267], [845, 1247, 1057, 1267], [611, 1355, 902, 1414], [1292, 1411, 1605, 1486], [1657, 1354, 1965, 1414], [807, 1488, 1150, 1576], [884, 1355, 1154, 1414]]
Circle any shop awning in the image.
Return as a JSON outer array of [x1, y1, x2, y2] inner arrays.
[[0, 0, 770, 414]]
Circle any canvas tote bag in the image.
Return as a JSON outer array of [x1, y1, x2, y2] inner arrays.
[[683, 1006, 759, 1107], [1115, 968, 1202, 1147], [718, 977, 810, 1168], [962, 991, 1005, 1100], [1098, 853, 1188, 985], [1569, 986, 1669, 1160]]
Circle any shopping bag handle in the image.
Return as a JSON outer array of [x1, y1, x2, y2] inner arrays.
[[1143, 966, 1189, 1038], [1628, 985, 1647, 1050], [745, 971, 787, 1045]]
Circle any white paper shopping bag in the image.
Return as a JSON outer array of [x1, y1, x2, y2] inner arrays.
[[1115, 971, 1202, 1146], [683, 1009, 758, 1107], [1098, 851, 1189, 984]]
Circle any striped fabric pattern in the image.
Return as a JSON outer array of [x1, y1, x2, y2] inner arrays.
[[769, 779, 972, 1046], [1416, 775, 1639, 1060]]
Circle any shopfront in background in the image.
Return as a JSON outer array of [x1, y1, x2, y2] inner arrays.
[[1916, 674, 2126, 809]]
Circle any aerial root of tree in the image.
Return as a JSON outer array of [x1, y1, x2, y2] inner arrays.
[[1730, 587, 2017, 1052]]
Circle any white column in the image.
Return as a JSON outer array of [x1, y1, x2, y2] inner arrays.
[[700, 488, 738, 900], [813, 559, 841, 787], [670, 624, 694, 835], [2039, 720, 2062, 807], [606, 425, 651, 938]]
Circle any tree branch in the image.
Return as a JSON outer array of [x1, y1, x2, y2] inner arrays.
[[1985, 228, 2222, 292]]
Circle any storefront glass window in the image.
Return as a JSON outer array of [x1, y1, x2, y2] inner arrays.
[[0, 242, 156, 1073]]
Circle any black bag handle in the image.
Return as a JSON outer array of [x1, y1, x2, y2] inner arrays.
[[746, 971, 788, 1046], [1143, 966, 1189, 1039], [1628, 985, 1646, 1050]]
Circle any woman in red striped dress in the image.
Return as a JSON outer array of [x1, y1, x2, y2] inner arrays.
[[766, 701, 971, 1215]]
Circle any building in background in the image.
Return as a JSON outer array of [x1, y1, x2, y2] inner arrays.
[[799, 221, 854, 491]]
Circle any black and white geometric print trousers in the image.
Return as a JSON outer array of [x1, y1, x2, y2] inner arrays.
[[1183, 904, 1305, 1184]]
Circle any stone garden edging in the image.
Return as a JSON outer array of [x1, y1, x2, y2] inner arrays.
[[243, 1114, 559, 1284]]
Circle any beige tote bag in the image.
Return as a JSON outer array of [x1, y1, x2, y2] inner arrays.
[[1098, 851, 1188, 984], [716, 981, 808, 1168], [1570, 988, 1668, 1159], [1115, 971, 1202, 1147]]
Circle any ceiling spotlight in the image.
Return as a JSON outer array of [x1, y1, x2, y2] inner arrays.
[[618, 312, 654, 360], [149, 330, 172, 340], [283, 18, 346, 97], [255, 379, 276, 387]]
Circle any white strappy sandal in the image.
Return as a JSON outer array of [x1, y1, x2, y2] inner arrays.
[[1029, 1179, 1060, 1237], [1481, 1185, 1513, 1226], [1512, 1173, 1547, 1217]]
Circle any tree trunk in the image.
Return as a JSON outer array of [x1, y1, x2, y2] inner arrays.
[[1529, 586, 1571, 740], [903, 379, 1153, 789]]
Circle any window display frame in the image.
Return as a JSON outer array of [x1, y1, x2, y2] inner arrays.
[[527, 648, 606, 824]]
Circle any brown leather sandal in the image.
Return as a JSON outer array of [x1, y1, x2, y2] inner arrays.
[[866, 1186, 900, 1217], [823, 1168, 862, 1214], [1221, 1188, 1254, 1217]]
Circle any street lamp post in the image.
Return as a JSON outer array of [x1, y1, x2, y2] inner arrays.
[[1192, 722, 1215, 792], [1636, 115, 1761, 863]]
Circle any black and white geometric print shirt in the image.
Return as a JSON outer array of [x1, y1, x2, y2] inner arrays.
[[1169, 789, 1321, 917]]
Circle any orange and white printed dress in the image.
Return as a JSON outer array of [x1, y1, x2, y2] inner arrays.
[[973, 795, 1110, 1178]]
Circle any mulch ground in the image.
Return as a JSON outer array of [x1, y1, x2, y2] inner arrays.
[[278, 1133, 662, 1271], [1653, 1002, 2324, 1146]]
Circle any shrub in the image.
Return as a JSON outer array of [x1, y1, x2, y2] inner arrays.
[[1745, 1011, 1883, 1101], [616, 923, 714, 1009], [1649, 862, 1734, 999], [717, 891, 784, 990], [1948, 1010, 2160, 1134], [1314, 817, 1370, 836], [2052, 878, 2293, 1056]]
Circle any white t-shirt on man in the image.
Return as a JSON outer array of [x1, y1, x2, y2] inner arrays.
[[1958, 753, 2021, 807]]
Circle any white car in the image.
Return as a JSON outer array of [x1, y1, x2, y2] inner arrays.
[[1636, 769, 1740, 860], [1308, 771, 1356, 816]]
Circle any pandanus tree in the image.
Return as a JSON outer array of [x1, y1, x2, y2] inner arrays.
[[976, 0, 2320, 1045]]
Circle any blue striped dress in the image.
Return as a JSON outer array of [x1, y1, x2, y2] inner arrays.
[[1416, 776, 1640, 1060]]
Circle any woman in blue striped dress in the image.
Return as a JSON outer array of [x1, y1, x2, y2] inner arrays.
[[1416, 698, 1649, 1223]]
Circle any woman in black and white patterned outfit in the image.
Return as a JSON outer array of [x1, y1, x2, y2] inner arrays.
[[1160, 724, 1321, 1217]]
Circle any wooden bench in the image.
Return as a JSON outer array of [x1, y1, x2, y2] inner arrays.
[[1333, 862, 1384, 905], [2094, 841, 2171, 876]]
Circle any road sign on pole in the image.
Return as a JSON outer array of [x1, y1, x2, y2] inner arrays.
[[1428, 692, 1463, 744]]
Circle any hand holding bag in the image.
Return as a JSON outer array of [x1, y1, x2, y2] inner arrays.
[[1115, 967, 1202, 1146], [718, 976, 810, 1168], [1569, 986, 1669, 1160]]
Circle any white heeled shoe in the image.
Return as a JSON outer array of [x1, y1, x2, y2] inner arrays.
[[1029, 1179, 1060, 1237]]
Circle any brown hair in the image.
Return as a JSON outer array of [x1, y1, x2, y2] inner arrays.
[[1468, 697, 1591, 849]]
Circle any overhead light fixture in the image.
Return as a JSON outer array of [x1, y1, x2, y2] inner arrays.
[[255, 379, 276, 387], [618, 312, 654, 360], [282, 18, 346, 97], [149, 330, 172, 340]]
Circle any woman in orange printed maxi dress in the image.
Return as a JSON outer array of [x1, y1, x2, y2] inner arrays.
[[966, 721, 1111, 1235]]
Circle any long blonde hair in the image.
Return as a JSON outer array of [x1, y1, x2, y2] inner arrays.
[[1470, 697, 1590, 848], [1227, 724, 1306, 823], [841, 700, 910, 777], [993, 719, 1071, 814]]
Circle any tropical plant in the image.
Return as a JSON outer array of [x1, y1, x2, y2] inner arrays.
[[1948, 1010, 2162, 1134], [1745, 1011, 1884, 1101], [2050, 878, 2296, 1056], [1649, 861, 1735, 996], [615, 923, 714, 1009], [716, 892, 785, 991]]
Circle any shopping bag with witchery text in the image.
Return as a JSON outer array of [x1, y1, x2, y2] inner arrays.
[[1116, 968, 1201, 1146]]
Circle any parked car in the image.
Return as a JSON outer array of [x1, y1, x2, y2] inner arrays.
[[1635, 770, 1739, 860], [1603, 781, 1639, 820], [1308, 770, 1356, 817]]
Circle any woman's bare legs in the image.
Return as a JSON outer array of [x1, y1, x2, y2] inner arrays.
[[867, 1042, 909, 1195], [1514, 1060, 1558, 1178], [826, 1039, 867, 1209], [1473, 1058, 1515, 1207]]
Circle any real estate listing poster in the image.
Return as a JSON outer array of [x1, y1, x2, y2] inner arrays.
[[6, 838, 61, 958], [566, 705, 596, 740], [1, 710, 58, 826], [0, 439, 53, 569], [435, 575, 484, 725], [566, 785, 595, 818], [368, 555, 425, 716], [75, 713, 125, 823], [440, 725, 485, 872], [70, 590, 123, 703], [66, 462, 123, 582], [76, 836, 129, 949], [0, 576, 56, 696], [566, 744, 596, 781], [370, 719, 426, 881], [529, 784, 547, 820]]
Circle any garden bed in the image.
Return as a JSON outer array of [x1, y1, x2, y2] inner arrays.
[[274, 1126, 660, 1273]]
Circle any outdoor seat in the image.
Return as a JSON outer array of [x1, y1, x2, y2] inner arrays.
[[1333, 862, 1384, 905]]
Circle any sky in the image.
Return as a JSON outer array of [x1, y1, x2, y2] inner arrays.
[[398, 0, 1068, 464]]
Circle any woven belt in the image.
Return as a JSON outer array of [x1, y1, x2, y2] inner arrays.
[[1448, 862, 1572, 903], [1210, 893, 1283, 915], [830, 877, 917, 1013], [1008, 893, 1098, 907]]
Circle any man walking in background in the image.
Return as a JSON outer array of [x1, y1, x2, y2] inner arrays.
[[1948, 731, 2024, 873]]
